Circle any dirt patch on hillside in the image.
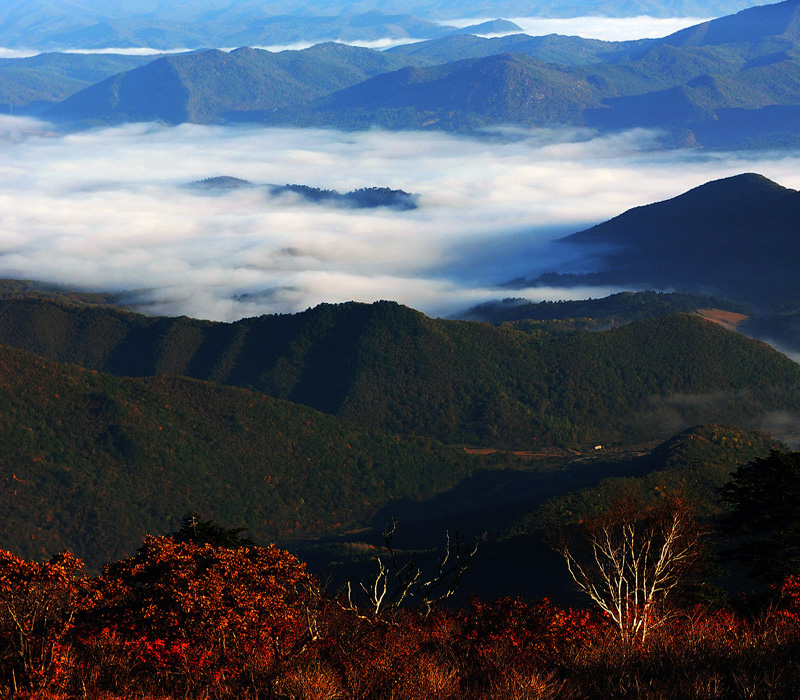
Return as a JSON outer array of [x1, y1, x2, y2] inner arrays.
[[695, 308, 749, 332], [463, 447, 569, 459]]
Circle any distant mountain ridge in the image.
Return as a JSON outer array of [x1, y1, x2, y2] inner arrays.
[[0, 1, 762, 50], [0, 8, 462, 51], [41, 0, 800, 148], [46, 44, 417, 124]]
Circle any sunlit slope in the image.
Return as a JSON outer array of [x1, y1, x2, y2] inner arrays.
[[0, 297, 797, 447], [0, 342, 480, 568]]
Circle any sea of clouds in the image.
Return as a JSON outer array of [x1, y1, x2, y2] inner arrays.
[[2, 116, 800, 322]]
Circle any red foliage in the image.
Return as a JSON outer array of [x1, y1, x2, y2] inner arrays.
[[0, 549, 87, 690], [461, 595, 606, 671], [79, 536, 319, 688]]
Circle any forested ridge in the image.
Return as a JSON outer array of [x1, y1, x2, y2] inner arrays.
[[507, 423, 784, 538], [0, 297, 797, 447]]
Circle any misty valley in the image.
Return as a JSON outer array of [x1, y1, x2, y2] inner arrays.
[[2, 0, 800, 698]]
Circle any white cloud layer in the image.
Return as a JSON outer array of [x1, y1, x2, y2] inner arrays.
[[0, 48, 40, 59], [443, 16, 712, 41], [2, 117, 800, 322]]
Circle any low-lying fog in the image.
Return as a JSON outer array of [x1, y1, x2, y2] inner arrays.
[[445, 15, 713, 40], [2, 116, 800, 321]]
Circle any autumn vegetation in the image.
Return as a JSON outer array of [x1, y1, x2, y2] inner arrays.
[[3, 451, 800, 700]]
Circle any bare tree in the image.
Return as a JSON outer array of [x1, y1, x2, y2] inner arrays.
[[346, 519, 480, 618], [558, 495, 701, 643]]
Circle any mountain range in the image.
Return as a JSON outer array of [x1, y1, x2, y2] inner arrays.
[[4, 0, 800, 604], [45, 43, 417, 124], [3, 170, 800, 586], [0, 1, 763, 51], [1, 286, 797, 581], [29, 0, 800, 148]]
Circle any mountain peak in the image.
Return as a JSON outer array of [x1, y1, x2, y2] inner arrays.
[[562, 172, 800, 306], [683, 172, 791, 197]]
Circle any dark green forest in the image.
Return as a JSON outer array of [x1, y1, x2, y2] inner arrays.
[[0, 297, 797, 447], [0, 342, 490, 569]]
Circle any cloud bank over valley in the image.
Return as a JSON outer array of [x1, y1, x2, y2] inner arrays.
[[3, 116, 800, 321], [444, 15, 713, 40]]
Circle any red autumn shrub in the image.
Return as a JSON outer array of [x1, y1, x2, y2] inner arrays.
[[0, 549, 87, 690], [461, 596, 605, 676], [80, 536, 318, 691]]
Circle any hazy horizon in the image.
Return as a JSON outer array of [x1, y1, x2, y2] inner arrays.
[[0, 14, 715, 56]]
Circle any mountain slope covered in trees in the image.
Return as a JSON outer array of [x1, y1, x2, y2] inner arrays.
[[0, 297, 797, 447], [0, 342, 488, 569], [46, 43, 416, 124], [0, 52, 159, 114]]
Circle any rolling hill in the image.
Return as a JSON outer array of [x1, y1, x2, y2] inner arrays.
[[0, 52, 160, 113], [46, 43, 416, 124]]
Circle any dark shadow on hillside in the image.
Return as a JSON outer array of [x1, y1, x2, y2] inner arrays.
[[297, 449, 666, 604]]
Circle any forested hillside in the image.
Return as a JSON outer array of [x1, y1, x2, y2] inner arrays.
[[46, 44, 416, 124], [0, 297, 797, 447], [460, 290, 745, 325], [0, 343, 485, 569]]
